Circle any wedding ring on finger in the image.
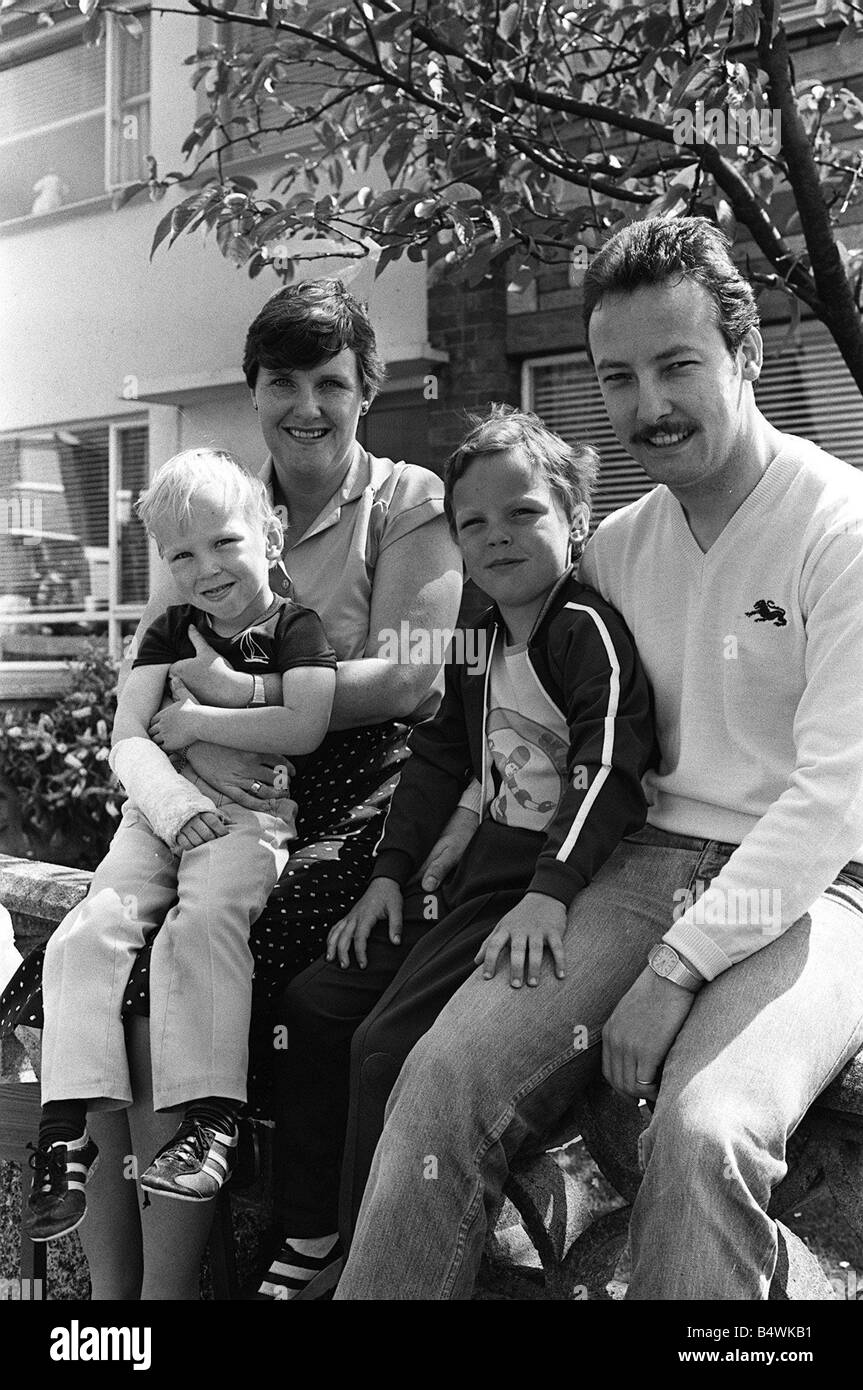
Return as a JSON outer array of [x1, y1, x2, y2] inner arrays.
[[251, 780, 263, 793]]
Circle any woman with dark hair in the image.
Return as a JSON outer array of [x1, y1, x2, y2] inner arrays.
[[1, 279, 462, 1299]]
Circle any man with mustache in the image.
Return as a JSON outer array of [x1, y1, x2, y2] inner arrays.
[[334, 216, 863, 1300]]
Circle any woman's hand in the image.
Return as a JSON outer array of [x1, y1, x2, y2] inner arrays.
[[170, 625, 252, 708], [183, 742, 296, 810], [419, 806, 478, 891], [326, 877, 404, 969], [474, 893, 567, 989]]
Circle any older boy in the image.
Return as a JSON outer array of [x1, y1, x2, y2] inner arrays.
[[27, 450, 336, 1239]]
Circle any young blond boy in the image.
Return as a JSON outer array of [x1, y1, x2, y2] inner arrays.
[[26, 450, 336, 1239]]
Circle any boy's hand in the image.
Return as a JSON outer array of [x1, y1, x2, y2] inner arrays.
[[149, 683, 200, 751], [175, 810, 229, 851], [170, 625, 248, 707], [326, 878, 403, 970], [475, 892, 567, 989], [420, 806, 478, 891]]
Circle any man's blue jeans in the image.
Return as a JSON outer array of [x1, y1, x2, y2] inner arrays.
[[335, 826, 863, 1300]]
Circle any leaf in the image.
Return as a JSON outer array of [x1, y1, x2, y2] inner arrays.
[[668, 57, 711, 108], [444, 181, 482, 203], [117, 11, 142, 39], [642, 12, 673, 48], [488, 207, 511, 241], [81, 10, 104, 45], [703, 0, 730, 40], [111, 181, 147, 211], [777, 293, 802, 353], [448, 206, 474, 246], [784, 209, 802, 236], [372, 9, 415, 42], [714, 196, 736, 239], [732, 0, 760, 45], [498, 2, 520, 42], [150, 204, 176, 260], [374, 243, 405, 278]]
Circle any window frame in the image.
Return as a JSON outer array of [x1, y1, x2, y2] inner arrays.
[[0, 7, 151, 227], [0, 417, 149, 687]]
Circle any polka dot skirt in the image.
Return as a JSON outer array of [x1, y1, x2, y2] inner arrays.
[[0, 721, 410, 1119]]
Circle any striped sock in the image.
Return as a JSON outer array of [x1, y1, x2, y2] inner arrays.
[[39, 1099, 88, 1149], [183, 1097, 240, 1137]]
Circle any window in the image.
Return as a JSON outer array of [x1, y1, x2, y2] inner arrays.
[[523, 322, 863, 527], [0, 421, 149, 669], [0, 10, 150, 223]]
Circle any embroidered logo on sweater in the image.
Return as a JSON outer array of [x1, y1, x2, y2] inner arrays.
[[745, 599, 787, 628]]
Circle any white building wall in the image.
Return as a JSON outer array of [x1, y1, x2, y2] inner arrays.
[[0, 14, 428, 436]]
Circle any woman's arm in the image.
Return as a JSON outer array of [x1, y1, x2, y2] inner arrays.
[[328, 514, 462, 731], [118, 559, 176, 695]]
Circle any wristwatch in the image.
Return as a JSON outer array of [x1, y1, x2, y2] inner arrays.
[[648, 943, 703, 992], [246, 674, 266, 707]]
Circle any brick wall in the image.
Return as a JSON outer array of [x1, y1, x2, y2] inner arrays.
[[426, 266, 521, 465]]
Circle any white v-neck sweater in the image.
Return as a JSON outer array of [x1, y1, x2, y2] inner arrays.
[[581, 435, 863, 978]]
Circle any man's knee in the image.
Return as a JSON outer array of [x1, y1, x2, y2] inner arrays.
[[642, 1078, 784, 1186]]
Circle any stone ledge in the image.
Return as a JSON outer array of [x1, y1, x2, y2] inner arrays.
[[0, 854, 91, 955]]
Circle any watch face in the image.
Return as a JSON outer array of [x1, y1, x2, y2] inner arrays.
[[650, 943, 677, 976]]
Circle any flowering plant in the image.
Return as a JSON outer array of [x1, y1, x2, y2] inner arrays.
[[0, 644, 121, 868]]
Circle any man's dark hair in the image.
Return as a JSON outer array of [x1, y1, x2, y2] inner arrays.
[[243, 279, 386, 398], [583, 216, 760, 357]]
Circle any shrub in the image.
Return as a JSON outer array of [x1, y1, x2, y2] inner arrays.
[[0, 644, 121, 869]]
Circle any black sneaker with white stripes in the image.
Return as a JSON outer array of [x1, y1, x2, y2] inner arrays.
[[252, 1237, 344, 1301], [23, 1132, 100, 1241], [140, 1117, 237, 1201]]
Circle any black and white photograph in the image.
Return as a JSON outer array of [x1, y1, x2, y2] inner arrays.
[[0, 0, 862, 1363]]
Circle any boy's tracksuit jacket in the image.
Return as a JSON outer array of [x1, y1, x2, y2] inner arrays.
[[372, 571, 657, 905]]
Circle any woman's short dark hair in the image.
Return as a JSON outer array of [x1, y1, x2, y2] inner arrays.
[[443, 405, 598, 562], [243, 279, 386, 398], [583, 216, 759, 356]]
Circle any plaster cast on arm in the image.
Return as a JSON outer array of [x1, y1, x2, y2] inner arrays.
[[109, 737, 219, 851]]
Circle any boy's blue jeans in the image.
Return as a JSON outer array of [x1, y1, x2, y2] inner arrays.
[[335, 826, 863, 1300]]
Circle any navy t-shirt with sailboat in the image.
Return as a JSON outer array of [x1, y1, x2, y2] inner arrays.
[[132, 596, 337, 694]]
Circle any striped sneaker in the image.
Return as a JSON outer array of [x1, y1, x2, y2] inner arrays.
[[23, 1132, 100, 1242], [140, 1118, 237, 1201], [253, 1237, 343, 1301]]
